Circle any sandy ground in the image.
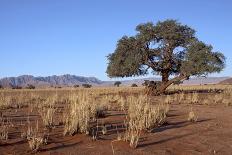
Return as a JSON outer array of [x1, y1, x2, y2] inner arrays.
[[1, 102, 232, 155]]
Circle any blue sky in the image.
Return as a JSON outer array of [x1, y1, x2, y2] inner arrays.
[[0, 0, 231, 80]]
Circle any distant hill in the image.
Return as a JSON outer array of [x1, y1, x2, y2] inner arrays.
[[219, 78, 232, 84], [0, 74, 103, 88], [0, 74, 230, 88], [103, 77, 230, 86], [182, 77, 230, 85]]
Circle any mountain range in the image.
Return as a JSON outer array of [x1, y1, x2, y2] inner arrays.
[[0, 74, 230, 88], [0, 74, 103, 88]]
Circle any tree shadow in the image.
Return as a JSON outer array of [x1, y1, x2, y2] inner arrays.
[[90, 121, 126, 139], [138, 118, 212, 148], [106, 113, 126, 117], [0, 139, 26, 146], [151, 118, 211, 133], [138, 132, 195, 148], [165, 89, 224, 95], [166, 113, 180, 117], [39, 141, 82, 152]]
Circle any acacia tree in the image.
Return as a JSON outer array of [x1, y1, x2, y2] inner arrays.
[[106, 20, 225, 95], [114, 81, 121, 87]]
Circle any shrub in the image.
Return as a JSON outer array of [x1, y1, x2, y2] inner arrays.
[[164, 95, 172, 104], [191, 93, 199, 104], [131, 83, 138, 87], [96, 104, 107, 118], [124, 95, 169, 148], [26, 84, 35, 89], [142, 80, 149, 86], [213, 93, 223, 104], [38, 97, 57, 128], [12, 85, 22, 89], [0, 116, 9, 141], [73, 84, 79, 88], [188, 109, 198, 122], [82, 84, 92, 88], [63, 93, 96, 135], [114, 81, 121, 87], [28, 136, 46, 152], [25, 122, 48, 152]]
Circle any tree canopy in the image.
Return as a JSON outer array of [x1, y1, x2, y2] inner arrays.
[[106, 19, 225, 94]]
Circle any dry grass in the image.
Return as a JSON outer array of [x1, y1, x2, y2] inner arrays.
[[124, 95, 169, 148], [164, 86, 232, 106], [0, 84, 232, 150], [188, 109, 198, 122], [0, 116, 9, 141], [38, 96, 58, 128], [26, 121, 48, 152], [63, 93, 97, 136]]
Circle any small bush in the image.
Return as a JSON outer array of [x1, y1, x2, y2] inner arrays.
[[25, 122, 48, 152], [164, 95, 172, 104], [82, 84, 92, 88], [124, 95, 169, 148], [131, 83, 138, 87], [213, 94, 223, 104], [0, 116, 9, 141], [26, 84, 36, 89], [188, 110, 198, 122], [73, 85, 79, 88], [191, 93, 199, 104], [114, 81, 121, 87], [96, 104, 107, 118], [142, 80, 149, 86], [12, 85, 22, 89], [63, 93, 96, 135], [39, 105, 56, 128]]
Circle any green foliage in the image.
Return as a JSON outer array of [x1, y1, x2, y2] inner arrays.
[[114, 81, 121, 87], [107, 37, 145, 78], [106, 19, 225, 93], [181, 41, 225, 76]]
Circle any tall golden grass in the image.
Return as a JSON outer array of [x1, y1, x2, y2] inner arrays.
[[0, 84, 231, 150]]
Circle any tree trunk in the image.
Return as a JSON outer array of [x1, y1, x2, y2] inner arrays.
[[146, 74, 187, 96], [156, 82, 169, 94], [161, 71, 169, 83]]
